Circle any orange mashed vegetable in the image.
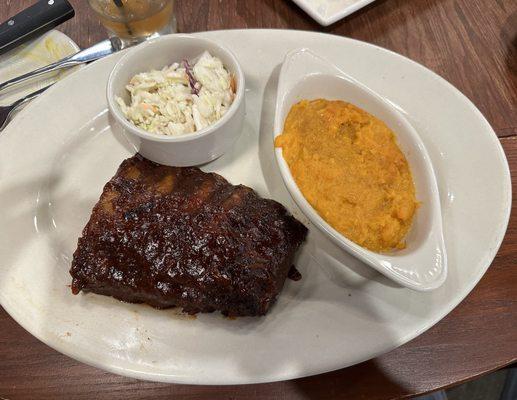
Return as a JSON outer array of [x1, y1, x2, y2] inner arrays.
[[275, 99, 418, 252]]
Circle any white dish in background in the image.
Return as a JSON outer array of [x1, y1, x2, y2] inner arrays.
[[0, 30, 511, 385], [274, 49, 447, 291], [292, 0, 376, 26], [107, 34, 246, 166], [0, 30, 80, 106]]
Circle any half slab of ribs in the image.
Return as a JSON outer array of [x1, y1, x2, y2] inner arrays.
[[70, 155, 307, 316]]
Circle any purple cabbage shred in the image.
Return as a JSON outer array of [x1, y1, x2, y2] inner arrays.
[[182, 59, 200, 96]]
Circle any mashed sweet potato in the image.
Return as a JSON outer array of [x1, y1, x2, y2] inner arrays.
[[275, 99, 418, 252]]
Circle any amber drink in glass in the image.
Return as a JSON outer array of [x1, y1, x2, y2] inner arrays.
[[88, 0, 176, 46]]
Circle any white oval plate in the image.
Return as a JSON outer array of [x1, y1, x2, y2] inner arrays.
[[273, 48, 447, 291], [0, 30, 511, 385]]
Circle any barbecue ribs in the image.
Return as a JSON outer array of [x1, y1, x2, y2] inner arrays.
[[70, 155, 308, 316]]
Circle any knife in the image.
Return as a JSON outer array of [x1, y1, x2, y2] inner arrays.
[[0, 0, 75, 56], [0, 37, 123, 93]]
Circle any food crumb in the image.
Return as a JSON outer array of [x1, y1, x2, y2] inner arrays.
[[287, 265, 302, 281]]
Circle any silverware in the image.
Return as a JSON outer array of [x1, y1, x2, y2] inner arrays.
[[0, 85, 50, 131], [0, 0, 74, 56], [0, 37, 122, 93]]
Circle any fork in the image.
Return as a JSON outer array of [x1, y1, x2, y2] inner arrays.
[[0, 85, 50, 131]]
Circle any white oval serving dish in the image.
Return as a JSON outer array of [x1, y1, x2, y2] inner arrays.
[[273, 48, 447, 291]]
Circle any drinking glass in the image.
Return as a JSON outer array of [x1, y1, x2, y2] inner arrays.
[[88, 0, 176, 46]]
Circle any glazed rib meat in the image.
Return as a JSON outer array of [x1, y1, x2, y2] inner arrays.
[[70, 155, 308, 316]]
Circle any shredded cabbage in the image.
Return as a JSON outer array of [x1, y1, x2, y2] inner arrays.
[[116, 51, 235, 136]]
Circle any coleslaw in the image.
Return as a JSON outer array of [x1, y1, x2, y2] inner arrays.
[[116, 51, 235, 136]]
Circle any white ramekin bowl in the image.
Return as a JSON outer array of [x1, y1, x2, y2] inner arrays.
[[107, 34, 245, 166]]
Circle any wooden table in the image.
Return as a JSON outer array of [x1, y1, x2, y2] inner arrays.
[[1, 1, 516, 398]]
